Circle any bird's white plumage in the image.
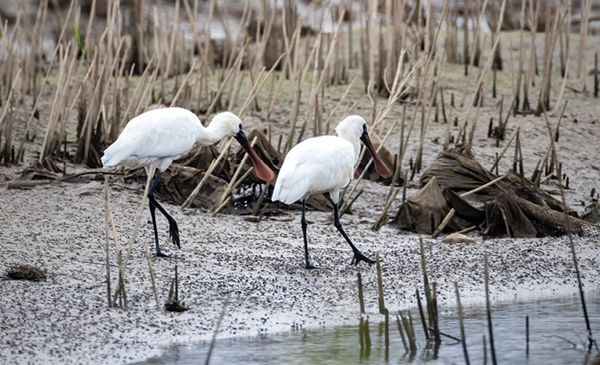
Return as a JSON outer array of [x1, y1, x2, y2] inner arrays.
[[102, 108, 242, 172], [272, 115, 367, 205]]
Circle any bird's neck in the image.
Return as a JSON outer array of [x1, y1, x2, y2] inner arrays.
[[198, 122, 230, 145], [337, 131, 361, 163]]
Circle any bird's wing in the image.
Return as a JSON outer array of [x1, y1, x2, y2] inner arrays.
[[272, 136, 355, 204], [102, 111, 198, 169]]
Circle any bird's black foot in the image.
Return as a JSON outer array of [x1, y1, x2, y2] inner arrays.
[[153, 250, 172, 258], [351, 251, 376, 266], [168, 222, 181, 249]]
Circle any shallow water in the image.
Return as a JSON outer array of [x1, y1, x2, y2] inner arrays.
[[152, 291, 600, 364]]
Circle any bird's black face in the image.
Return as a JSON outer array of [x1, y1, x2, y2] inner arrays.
[[360, 123, 368, 139], [235, 124, 246, 142]]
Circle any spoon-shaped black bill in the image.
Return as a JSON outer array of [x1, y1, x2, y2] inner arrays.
[[360, 131, 392, 178], [235, 130, 276, 182]]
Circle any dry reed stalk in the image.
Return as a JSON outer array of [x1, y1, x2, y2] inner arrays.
[[182, 137, 234, 208], [484, 254, 498, 365], [443, 100, 455, 150], [113, 162, 154, 298], [595, 53, 599, 98], [375, 253, 387, 315], [536, 4, 566, 116], [577, 0, 592, 81], [357, 272, 365, 314], [455, 282, 470, 365], [104, 173, 125, 306], [104, 176, 113, 308], [418, 238, 436, 341], [362, 0, 378, 93], [553, 59, 571, 116], [415, 288, 431, 342]]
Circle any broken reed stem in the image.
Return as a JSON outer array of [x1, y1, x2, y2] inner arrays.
[[205, 297, 230, 365], [182, 138, 234, 209], [396, 314, 409, 353], [419, 238, 437, 342], [376, 253, 387, 315], [484, 254, 498, 365], [455, 282, 471, 365], [416, 288, 431, 342], [357, 272, 365, 314], [400, 310, 417, 352], [526, 315, 530, 356], [431, 282, 440, 344]]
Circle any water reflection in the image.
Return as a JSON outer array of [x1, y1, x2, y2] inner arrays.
[[152, 292, 600, 364]]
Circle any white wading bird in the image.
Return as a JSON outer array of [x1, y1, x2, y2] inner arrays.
[[102, 107, 275, 257], [272, 115, 392, 269]]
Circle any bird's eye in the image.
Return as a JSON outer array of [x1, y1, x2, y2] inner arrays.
[[239, 123, 243, 130], [363, 124, 367, 132]]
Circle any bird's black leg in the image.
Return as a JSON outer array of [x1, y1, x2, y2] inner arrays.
[[301, 200, 318, 269], [332, 203, 375, 266], [147, 170, 180, 257]]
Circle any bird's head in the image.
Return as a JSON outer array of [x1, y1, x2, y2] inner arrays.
[[336, 115, 392, 179], [210, 111, 244, 138], [210, 111, 275, 182], [335, 115, 366, 140]]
